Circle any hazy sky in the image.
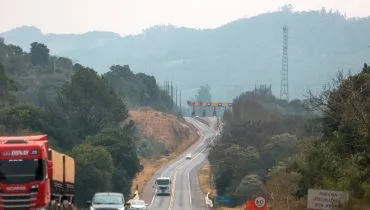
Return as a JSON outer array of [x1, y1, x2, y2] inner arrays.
[[2, 0, 370, 36]]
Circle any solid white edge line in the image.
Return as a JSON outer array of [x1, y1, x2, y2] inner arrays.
[[147, 192, 156, 207], [188, 170, 192, 205]]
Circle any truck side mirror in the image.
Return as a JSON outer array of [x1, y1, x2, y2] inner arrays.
[[86, 200, 91, 205], [47, 160, 53, 178]]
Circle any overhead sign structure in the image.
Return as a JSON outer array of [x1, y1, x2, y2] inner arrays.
[[307, 189, 349, 210], [187, 101, 232, 107]]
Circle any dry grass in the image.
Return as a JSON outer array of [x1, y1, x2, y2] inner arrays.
[[130, 108, 193, 150], [198, 163, 216, 195], [130, 108, 199, 195], [198, 163, 242, 210]]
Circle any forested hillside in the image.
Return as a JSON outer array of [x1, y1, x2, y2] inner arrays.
[[211, 63, 370, 209], [0, 40, 177, 112], [208, 87, 310, 206], [0, 40, 179, 207], [2, 8, 370, 100]]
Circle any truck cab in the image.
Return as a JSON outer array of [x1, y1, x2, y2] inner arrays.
[[0, 135, 52, 209], [0, 135, 75, 210], [154, 177, 171, 196]]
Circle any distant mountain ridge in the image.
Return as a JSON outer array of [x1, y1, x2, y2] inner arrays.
[[1, 9, 370, 101]]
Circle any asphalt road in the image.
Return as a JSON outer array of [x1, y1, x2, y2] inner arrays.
[[142, 117, 217, 210]]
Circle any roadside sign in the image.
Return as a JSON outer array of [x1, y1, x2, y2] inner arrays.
[[254, 196, 266, 208], [216, 195, 230, 204], [307, 189, 349, 210], [253, 195, 267, 209]]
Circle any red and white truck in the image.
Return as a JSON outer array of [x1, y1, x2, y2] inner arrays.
[[0, 134, 75, 210]]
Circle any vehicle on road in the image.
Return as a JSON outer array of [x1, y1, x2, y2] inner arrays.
[[0, 135, 75, 210], [87, 192, 126, 210], [154, 177, 171, 195], [129, 199, 148, 209], [185, 153, 192, 159]]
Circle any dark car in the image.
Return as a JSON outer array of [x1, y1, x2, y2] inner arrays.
[[87, 192, 126, 210]]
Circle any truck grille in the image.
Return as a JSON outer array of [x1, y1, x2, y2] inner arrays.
[[0, 193, 37, 209]]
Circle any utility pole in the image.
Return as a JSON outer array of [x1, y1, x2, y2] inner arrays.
[[180, 90, 182, 113], [171, 81, 174, 112], [175, 87, 178, 109], [280, 26, 289, 101]]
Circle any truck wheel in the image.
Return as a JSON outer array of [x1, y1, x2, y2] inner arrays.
[[62, 200, 70, 210], [49, 200, 57, 210]]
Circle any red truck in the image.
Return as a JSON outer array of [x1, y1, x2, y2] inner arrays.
[[0, 135, 75, 210]]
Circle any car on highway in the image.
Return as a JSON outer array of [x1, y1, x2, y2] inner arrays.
[[87, 192, 126, 210], [185, 153, 192, 159], [129, 199, 148, 210], [154, 177, 171, 195]]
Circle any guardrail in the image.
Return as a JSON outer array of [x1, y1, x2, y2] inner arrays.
[[194, 116, 210, 127], [205, 192, 213, 208]]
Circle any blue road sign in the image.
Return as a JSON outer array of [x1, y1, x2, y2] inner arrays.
[[216, 196, 230, 203]]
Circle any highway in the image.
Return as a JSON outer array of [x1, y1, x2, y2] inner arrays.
[[141, 117, 218, 210]]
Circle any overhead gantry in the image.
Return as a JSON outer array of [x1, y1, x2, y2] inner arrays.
[[187, 101, 232, 117]]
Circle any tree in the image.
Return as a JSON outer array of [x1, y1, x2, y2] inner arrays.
[[47, 67, 128, 148], [85, 127, 141, 196], [262, 133, 298, 167], [0, 63, 16, 106], [71, 144, 114, 207], [196, 84, 212, 102], [0, 103, 49, 134], [293, 64, 370, 202], [30, 42, 49, 65], [103, 65, 174, 112], [211, 144, 260, 196], [234, 174, 266, 202]]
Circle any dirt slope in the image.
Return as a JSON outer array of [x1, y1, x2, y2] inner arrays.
[[129, 108, 199, 194]]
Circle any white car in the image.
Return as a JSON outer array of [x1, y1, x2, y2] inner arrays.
[[185, 153, 192, 159], [129, 200, 148, 210]]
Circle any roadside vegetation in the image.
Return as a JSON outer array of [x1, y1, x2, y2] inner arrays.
[[129, 108, 199, 194], [210, 63, 370, 210], [0, 40, 182, 208]]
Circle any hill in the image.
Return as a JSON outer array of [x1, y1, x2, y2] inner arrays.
[[1, 9, 370, 101], [0, 41, 177, 112]]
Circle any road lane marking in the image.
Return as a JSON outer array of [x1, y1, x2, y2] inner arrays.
[[188, 170, 192, 205], [167, 171, 177, 210], [165, 137, 214, 210], [149, 117, 217, 210], [147, 192, 156, 207]]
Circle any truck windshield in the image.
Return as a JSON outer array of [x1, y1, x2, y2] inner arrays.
[[0, 159, 45, 184], [156, 179, 170, 185]]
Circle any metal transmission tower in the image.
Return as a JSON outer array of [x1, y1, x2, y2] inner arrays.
[[280, 26, 289, 101]]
